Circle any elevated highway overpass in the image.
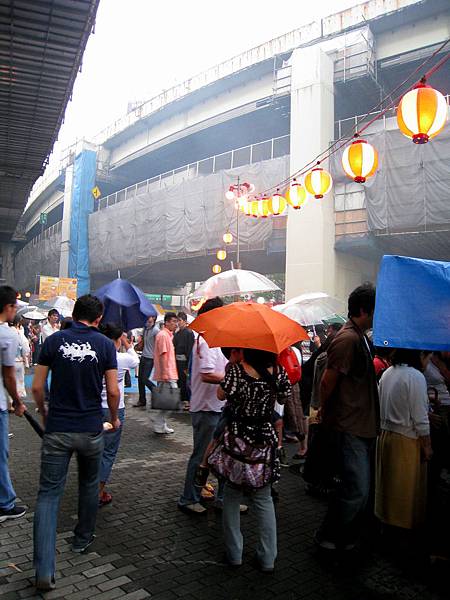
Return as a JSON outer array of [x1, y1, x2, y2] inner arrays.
[[11, 0, 450, 299]]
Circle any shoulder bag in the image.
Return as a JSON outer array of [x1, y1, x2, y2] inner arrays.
[[151, 383, 182, 411]]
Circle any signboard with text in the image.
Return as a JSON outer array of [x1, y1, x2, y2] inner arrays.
[[39, 276, 78, 301], [57, 278, 78, 300]]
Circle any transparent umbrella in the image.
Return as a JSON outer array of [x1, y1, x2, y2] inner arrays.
[[274, 292, 346, 326], [39, 296, 75, 318], [190, 269, 280, 300], [22, 309, 47, 320]]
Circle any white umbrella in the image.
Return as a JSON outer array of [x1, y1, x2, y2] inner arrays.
[[22, 309, 47, 321], [274, 292, 346, 326], [39, 296, 75, 318], [190, 269, 280, 300], [17, 304, 38, 317]]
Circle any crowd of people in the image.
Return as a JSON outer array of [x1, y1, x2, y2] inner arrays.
[[0, 282, 449, 592]]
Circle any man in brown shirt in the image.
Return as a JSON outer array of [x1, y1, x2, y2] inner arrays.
[[315, 283, 378, 551]]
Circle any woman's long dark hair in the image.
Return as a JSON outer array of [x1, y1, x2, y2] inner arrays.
[[242, 349, 278, 390], [391, 348, 431, 372], [99, 322, 123, 341]]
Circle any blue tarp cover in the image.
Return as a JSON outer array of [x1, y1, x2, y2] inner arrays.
[[69, 149, 96, 295], [373, 255, 450, 351]]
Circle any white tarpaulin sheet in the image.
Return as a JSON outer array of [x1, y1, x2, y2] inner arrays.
[[88, 156, 289, 274]]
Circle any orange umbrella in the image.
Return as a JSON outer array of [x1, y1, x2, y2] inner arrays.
[[189, 302, 309, 354]]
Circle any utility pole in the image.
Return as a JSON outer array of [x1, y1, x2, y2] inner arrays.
[[236, 176, 241, 269]]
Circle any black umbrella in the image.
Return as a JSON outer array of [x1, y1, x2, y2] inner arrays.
[[24, 410, 44, 438]]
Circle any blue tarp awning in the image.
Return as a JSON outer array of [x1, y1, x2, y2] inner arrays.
[[373, 255, 450, 351]]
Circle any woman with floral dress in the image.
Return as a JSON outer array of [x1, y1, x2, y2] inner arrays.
[[217, 348, 291, 572]]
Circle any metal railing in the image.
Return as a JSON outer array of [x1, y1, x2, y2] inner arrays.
[[24, 220, 62, 249], [94, 134, 290, 212], [335, 94, 450, 139]]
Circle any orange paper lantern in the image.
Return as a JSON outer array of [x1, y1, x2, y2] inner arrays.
[[342, 139, 378, 183], [268, 191, 286, 215], [397, 83, 448, 144], [304, 167, 333, 199], [286, 180, 306, 209]]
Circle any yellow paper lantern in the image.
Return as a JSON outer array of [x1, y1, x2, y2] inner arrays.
[[217, 249, 227, 261], [397, 83, 448, 144], [268, 191, 287, 215], [249, 200, 259, 218], [304, 167, 333, 199], [286, 180, 306, 209], [212, 264, 222, 274], [223, 232, 233, 244], [342, 139, 378, 183], [257, 198, 271, 218]]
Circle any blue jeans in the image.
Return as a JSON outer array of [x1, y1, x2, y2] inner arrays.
[[99, 408, 125, 483], [179, 411, 223, 506], [320, 431, 374, 546], [0, 410, 16, 511], [33, 431, 104, 579], [223, 483, 277, 567]]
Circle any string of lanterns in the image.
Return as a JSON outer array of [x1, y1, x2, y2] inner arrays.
[[210, 46, 450, 274], [223, 77, 448, 221]]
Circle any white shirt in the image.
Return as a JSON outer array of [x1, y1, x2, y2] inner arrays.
[[101, 348, 139, 410], [379, 365, 430, 439], [41, 321, 59, 342], [0, 323, 19, 411], [13, 328, 30, 363], [189, 336, 228, 413]]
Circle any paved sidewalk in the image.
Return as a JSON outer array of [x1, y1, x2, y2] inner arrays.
[[1, 395, 448, 600]]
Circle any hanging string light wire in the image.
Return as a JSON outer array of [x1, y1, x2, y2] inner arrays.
[[258, 39, 450, 196]]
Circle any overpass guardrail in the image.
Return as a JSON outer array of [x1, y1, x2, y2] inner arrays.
[[94, 134, 290, 212]]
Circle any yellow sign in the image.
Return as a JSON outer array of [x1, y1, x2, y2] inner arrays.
[[39, 276, 59, 301], [39, 276, 78, 301], [58, 278, 78, 301], [91, 186, 102, 200]]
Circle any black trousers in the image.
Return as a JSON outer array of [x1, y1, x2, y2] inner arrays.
[[176, 360, 189, 403], [138, 357, 154, 405]]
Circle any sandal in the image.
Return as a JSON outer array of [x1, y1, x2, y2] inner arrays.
[[194, 465, 209, 488], [201, 486, 215, 501], [98, 491, 113, 507]]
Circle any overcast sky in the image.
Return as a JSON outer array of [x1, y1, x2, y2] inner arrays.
[[52, 0, 357, 160]]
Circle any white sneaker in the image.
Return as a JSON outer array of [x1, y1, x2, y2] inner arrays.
[[154, 426, 175, 435], [179, 502, 207, 514]]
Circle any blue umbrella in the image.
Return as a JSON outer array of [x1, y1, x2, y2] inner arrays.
[[94, 278, 157, 331]]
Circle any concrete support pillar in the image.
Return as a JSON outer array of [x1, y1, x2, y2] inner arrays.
[[285, 46, 336, 300], [59, 164, 74, 278]]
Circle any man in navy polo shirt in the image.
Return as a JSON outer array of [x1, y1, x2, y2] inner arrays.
[[32, 295, 120, 592]]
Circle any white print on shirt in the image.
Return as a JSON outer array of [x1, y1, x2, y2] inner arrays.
[[58, 342, 98, 363]]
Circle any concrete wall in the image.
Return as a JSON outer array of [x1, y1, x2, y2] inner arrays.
[[334, 252, 379, 302], [0, 243, 16, 286], [376, 13, 450, 61], [108, 73, 274, 168], [25, 188, 64, 233]]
